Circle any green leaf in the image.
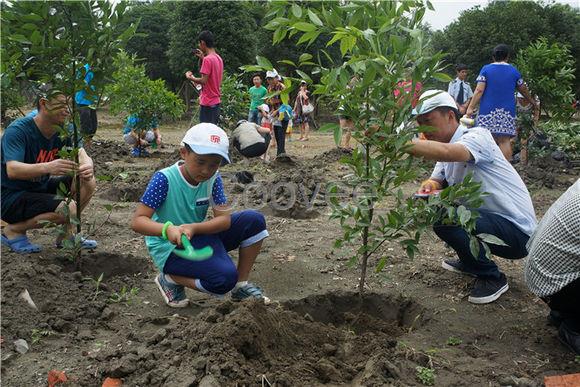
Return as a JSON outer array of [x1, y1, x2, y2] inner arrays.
[[96, 174, 113, 182], [295, 69, 312, 83], [30, 30, 42, 45], [476, 233, 509, 246], [298, 53, 313, 64], [256, 56, 273, 70], [278, 59, 297, 67], [21, 23, 38, 31], [375, 256, 388, 273], [307, 9, 323, 26], [459, 208, 471, 225], [433, 72, 452, 82], [293, 22, 317, 32], [22, 13, 44, 22], [118, 172, 129, 179], [10, 34, 32, 44], [469, 236, 480, 258], [297, 30, 320, 46], [291, 4, 302, 18], [333, 124, 343, 147], [103, 204, 113, 211]]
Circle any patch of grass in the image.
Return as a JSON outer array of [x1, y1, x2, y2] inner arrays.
[[446, 336, 462, 346], [31, 329, 53, 344], [108, 286, 139, 305], [416, 366, 435, 386], [83, 273, 105, 301]]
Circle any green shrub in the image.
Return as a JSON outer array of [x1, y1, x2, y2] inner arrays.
[[220, 73, 250, 128], [538, 120, 580, 159]]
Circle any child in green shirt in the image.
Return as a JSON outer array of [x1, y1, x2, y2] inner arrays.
[[248, 74, 267, 125], [131, 123, 269, 307]]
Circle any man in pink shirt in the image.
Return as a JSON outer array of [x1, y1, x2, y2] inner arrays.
[[185, 30, 224, 125]]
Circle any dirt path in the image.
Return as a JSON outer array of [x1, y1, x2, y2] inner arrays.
[[1, 114, 579, 386]]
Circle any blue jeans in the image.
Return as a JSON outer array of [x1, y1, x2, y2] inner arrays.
[[162, 210, 268, 295], [434, 210, 530, 279], [248, 109, 261, 124]]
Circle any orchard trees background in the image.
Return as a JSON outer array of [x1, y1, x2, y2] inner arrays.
[[431, 1, 579, 94]]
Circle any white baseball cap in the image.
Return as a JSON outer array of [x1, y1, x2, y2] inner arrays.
[[413, 90, 457, 116], [181, 123, 230, 164], [258, 103, 269, 113], [266, 69, 282, 81]]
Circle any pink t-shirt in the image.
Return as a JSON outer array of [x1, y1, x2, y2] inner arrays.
[[200, 53, 223, 106]]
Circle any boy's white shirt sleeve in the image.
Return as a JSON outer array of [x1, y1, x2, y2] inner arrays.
[[430, 162, 446, 181], [457, 129, 495, 165]]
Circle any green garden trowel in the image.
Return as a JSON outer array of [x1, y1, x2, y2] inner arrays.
[[173, 234, 213, 261]]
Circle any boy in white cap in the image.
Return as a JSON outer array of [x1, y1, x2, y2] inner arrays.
[[131, 123, 269, 307], [406, 90, 537, 304]]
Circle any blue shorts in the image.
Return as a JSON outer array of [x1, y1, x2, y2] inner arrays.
[[162, 210, 268, 295]]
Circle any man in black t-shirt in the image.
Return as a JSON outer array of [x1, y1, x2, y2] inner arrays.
[[1, 93, 97, 254]]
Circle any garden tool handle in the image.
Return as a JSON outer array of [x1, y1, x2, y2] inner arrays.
[[173, 234, 213, 261]]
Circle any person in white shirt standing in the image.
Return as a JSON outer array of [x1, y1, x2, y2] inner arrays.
[[447, 64, 473, 117]]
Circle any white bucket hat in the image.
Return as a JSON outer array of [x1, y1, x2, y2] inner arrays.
[[181, 123, 230, 163], [257, 103, 270, 113], [266, 69, 280, 80]]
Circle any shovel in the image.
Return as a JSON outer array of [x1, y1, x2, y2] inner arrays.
[[173, 234, 213, 261]]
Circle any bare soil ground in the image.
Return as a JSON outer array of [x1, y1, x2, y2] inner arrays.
[[1, 110, 579, 386]]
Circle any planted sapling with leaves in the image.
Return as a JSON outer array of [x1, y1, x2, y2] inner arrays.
[[106, 51, 185, 157], [1, 1, 138, 267], [249, 1, 493, 294]]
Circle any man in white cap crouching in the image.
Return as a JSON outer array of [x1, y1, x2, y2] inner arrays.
[[406, 90, 537, 304]]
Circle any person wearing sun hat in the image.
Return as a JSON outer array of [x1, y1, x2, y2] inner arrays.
[[265, 69, 289, 157], [406, 90, 537, 305], [131, 123, 270, 307]]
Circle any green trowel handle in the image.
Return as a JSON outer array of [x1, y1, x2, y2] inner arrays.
[[173, 234, 213, 261]]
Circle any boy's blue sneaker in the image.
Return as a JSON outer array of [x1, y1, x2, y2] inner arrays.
[[131, 148, 149, 157], [155, 274, 189, 308], [231, 282, 271, 304]]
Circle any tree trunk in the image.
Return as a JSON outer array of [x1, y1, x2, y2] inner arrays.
[[521, 138, 528, 165], [359, 226, 370, 294]]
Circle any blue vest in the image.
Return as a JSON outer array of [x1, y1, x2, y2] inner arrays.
[[145, 162, 217, 270]]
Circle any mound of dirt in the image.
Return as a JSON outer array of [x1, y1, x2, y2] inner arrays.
[[61, 252, 150, 279], [1, 251, 149, 343], [313, 147, 353, 165], [88, 140, 130, 167], [98, 171, 151, 202], [243, 165, 328, 219], [155, 149, 181, 170], [99, 184, 145, 202], [99, 291, 430, 386], [516, 155, 579, 189]]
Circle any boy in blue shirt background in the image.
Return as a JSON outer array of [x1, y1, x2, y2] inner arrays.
[[75, 63, 98, 145], [123, 114, 162, 157], [131, 123, 269, 307]]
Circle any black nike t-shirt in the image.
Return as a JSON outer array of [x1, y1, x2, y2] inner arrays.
[[1, 116, 70, 215]]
